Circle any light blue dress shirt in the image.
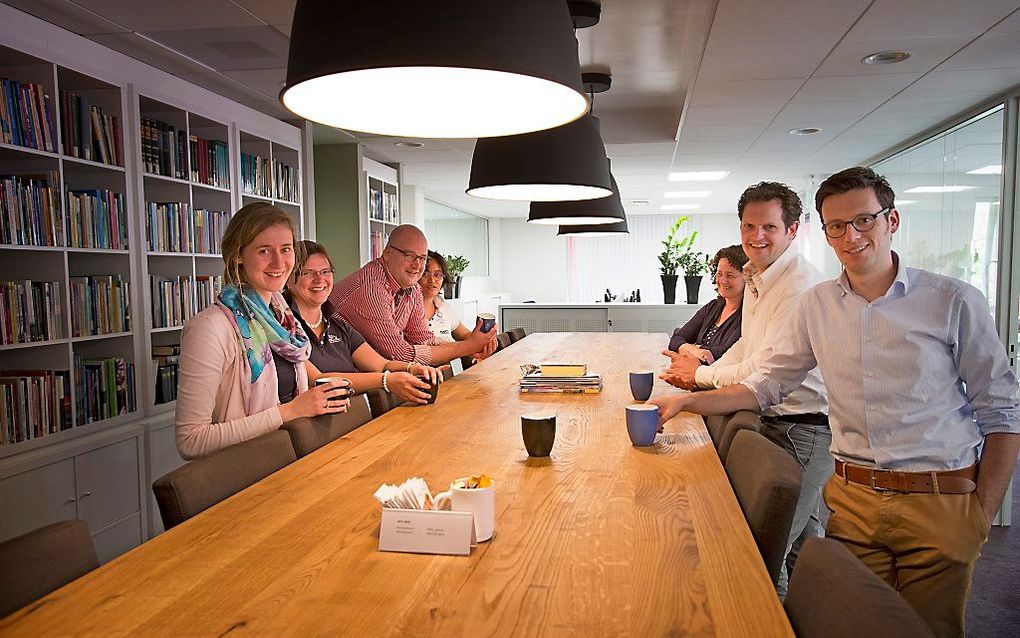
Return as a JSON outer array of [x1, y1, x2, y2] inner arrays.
[[743, 254, 1020, 471]]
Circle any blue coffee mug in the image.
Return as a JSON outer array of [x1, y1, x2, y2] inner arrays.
[[478, 313, 496, 333], [629, 371, 654, 402], [626, 405, 659, 446]]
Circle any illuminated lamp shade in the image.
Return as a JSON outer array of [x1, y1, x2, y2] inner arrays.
[[529, 172, 625, 225], [280, 0, 589, 138], [467, 114, 613, 201], [557, 217, 628, 236]]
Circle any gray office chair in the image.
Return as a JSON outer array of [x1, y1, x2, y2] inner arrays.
[[152, 430, 296, 530], [495, 332, 512, 351], [785, 537, 935, 638], [365, 388, 405, 418], [283, 394, 374, 457], [725, 429, 801, 585], [0, 519, 99, 617], [508, 327, 526, 343], [717, 411, 762, 463]]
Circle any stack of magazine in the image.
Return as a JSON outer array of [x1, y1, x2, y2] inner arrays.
[[519, 363, 602, 394]]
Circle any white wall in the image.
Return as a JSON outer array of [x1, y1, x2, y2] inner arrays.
[[497, 218, 569, 302]]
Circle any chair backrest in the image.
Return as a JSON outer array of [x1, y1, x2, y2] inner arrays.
[[0, 519, 99, 617], [496, 332, 512, 351], [725, 429, 801, 584], [152, 429, 296, 530], [459, 355, 475, 371], [509, 327, 526, 343], [785, 537, 935, 638], [282, 394, 373, 457], [717, 411, 762, 462], [365, 388, 404, 418], [441, 366, 455, 381], [704, 415, 727, 449]]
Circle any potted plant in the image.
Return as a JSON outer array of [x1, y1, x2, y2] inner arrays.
[[657, 216, 697, 304], [444, 254, 470, 299], [678, 250, 711, 304]]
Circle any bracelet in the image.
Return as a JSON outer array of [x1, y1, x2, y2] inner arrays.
[[406, 361, 413, 373], [382, 370, 390, 392]]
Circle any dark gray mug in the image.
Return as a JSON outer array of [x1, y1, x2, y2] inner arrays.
[[415, 377, 440, 405], [521, 413, 556, 457]]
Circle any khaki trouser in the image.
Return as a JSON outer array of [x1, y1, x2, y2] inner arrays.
[[822, 475, 989, 638]]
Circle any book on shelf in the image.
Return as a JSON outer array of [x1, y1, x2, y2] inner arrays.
[[66, 189, 127, 250], [0, 172, 62, 247], [189, 135, 229, 189], [0, 77, 57, 152], [0, 368, 72, 446], [69, 275, 131, 337], [140, 116, 187, 179], [193, 208, 231, 254], [58, 90, 122, 166], [0, 279, 62, 345], [152, 345, 180, 405], [150, 274, 193, 328], [273, 159, 298, 202], [370, 229, 386, 260], [539, 363, 587, 377], [73, 354, 135, 424], [194, 275, 222, 314], [241, 152, 272, 198], [145, 201, 192, 253]]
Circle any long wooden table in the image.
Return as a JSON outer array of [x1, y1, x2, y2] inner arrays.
[[1, 333, 793, 637]]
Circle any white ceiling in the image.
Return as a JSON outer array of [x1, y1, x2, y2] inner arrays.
[[7, 0, 1020, 219]]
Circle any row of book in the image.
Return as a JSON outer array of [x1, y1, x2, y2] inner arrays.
[[0, 369, 72, 446], [74, 354, 136, 425], [1, 172, 62, 247], [0, 78, 57, 152], [0, 280, 62, 345], [153, 344, 180, 405], [241, 152, 272, 198], [59, 90, 122, 166], [195, 275, 223, 314], [69, 275, 130, 337], [141, 116, 187, 179], [369, 187, 398, 223], [369, 229, 388, 260], [189, 136, 229, 189], [67, 189, 128, 250], [150, 274, 194, 328], [145, 202, 231, 254], [274, 160, 298, 202]]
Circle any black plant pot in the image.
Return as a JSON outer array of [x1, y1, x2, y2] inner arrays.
[[454, 275, 463, 298], [442, 280, 456, 299], [661, 274, 678, 304], [685, 275, 702, 304]]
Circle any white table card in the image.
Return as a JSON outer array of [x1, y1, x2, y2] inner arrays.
[[379, 508, 476, 556]]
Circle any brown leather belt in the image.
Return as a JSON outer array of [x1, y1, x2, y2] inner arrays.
[[834, 460, 978, 494]]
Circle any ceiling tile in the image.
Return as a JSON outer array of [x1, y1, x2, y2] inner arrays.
[[74, 0, 262, 31], [683, 104, 784, 127], [230, 0, 296, 25], [772, 101, 879, 125], [271, 24, 291, 37], [2, 0, 128, 35], [673, 140, 754, 156], [791, 73, 922, 104], [905, 68, 1020, 98], [988, 8, 1020, 33], [747, 136, 833, 154], [815, 36, 974, 76], [680, 124, 765, 142], [706, 0, 868, 47], [698, 42, 832, 81], [840, 115, 946, 138], [690, 78, 806, 106], [142, 25, 289, 71], [86, 32, 219, 76], [845, 0, 1018, 40], [938, 33, 1020, 71], [221, 68, 287, 97]]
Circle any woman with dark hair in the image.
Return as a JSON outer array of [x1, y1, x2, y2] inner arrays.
[[284, 240, 443, 405], [418, 251, 472, 343], [667, 244, 748, 363]]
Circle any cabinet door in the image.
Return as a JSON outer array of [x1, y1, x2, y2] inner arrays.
[[0, 458, 78, 541], [74, 438, 140, 532], [92, 512, 142, 564], [146, 424, 185, 536]]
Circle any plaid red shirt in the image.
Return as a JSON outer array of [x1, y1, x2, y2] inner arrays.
[[329, 258, 435, 364]]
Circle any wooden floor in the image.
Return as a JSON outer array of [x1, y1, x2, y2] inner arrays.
[[0, 332, 792, 637]]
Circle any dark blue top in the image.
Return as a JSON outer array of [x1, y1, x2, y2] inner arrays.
[[667, 297, 742, 361]]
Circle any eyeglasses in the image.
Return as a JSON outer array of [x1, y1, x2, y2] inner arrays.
[[420, 270, 445, 282], [821, 208, 891, 239], [714, 271, 742, 282], [389, 245, 428, 265], [297, 267, 334, 279]]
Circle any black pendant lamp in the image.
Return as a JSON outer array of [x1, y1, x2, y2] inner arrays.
[[557, 216, 629, 236], [530, 169, 626, 226], [467, 114, 613, 202], [281, 0, 589, 138]]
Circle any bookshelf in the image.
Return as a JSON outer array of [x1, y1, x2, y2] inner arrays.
[[239, 130, 303, 236], [362, 157, 400, 263], [1, 4, 305, 553]]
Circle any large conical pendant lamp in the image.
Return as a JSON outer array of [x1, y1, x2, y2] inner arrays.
[[281, 0, 589, 138], [529, 169, 626, 225], [557, 217, 629, 236], [467, 114, 613, 202]]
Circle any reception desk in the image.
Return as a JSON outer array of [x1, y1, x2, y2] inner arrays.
[[499, 302, 701, 335]]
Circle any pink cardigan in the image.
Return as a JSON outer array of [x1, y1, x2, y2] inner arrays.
[[175, 306, 283, 459]]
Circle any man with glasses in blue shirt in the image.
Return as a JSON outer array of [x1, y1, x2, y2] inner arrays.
[[329, 224, 497, 366], [651, 166, 1020, 638]]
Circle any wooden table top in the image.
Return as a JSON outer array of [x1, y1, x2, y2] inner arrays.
[[1, 333, 792, 637]]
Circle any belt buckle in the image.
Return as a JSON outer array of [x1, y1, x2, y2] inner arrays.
[[869, 468, 893, 492]]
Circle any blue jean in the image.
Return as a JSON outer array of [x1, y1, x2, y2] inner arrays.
[[759, 420, 833, 598]]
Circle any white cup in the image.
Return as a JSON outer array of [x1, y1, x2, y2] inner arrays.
[[434, 478, 495, 542]]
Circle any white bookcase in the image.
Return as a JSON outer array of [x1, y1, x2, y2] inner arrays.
[[361, 157, 400, 263], [0, 5, 306, 555]]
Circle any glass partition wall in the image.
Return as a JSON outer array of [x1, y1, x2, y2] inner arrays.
[[423, 199, 489, 276]]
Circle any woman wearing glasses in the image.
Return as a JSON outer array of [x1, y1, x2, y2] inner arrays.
[[284, 240, 443, 405], [419, 252, 467, 343], [667, 244, 748, 363]]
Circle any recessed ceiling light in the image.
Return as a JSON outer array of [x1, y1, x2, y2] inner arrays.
[[966, 164, 1002, 175], [904, 185, 975, 193], [661, 203, 701, 210], [394, 141, 424, 148], [788, 127, 822, 136], [862, 50, 913, 65], [668, 170, 729, 182], [663, 190, 710, 198]]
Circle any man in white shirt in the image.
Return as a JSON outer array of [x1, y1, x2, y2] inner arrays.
[[661, 181, 830, 597], [651, 167, 1020, 638]]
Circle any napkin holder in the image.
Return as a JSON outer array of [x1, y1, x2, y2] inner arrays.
[[379, 508, 477, 556]]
